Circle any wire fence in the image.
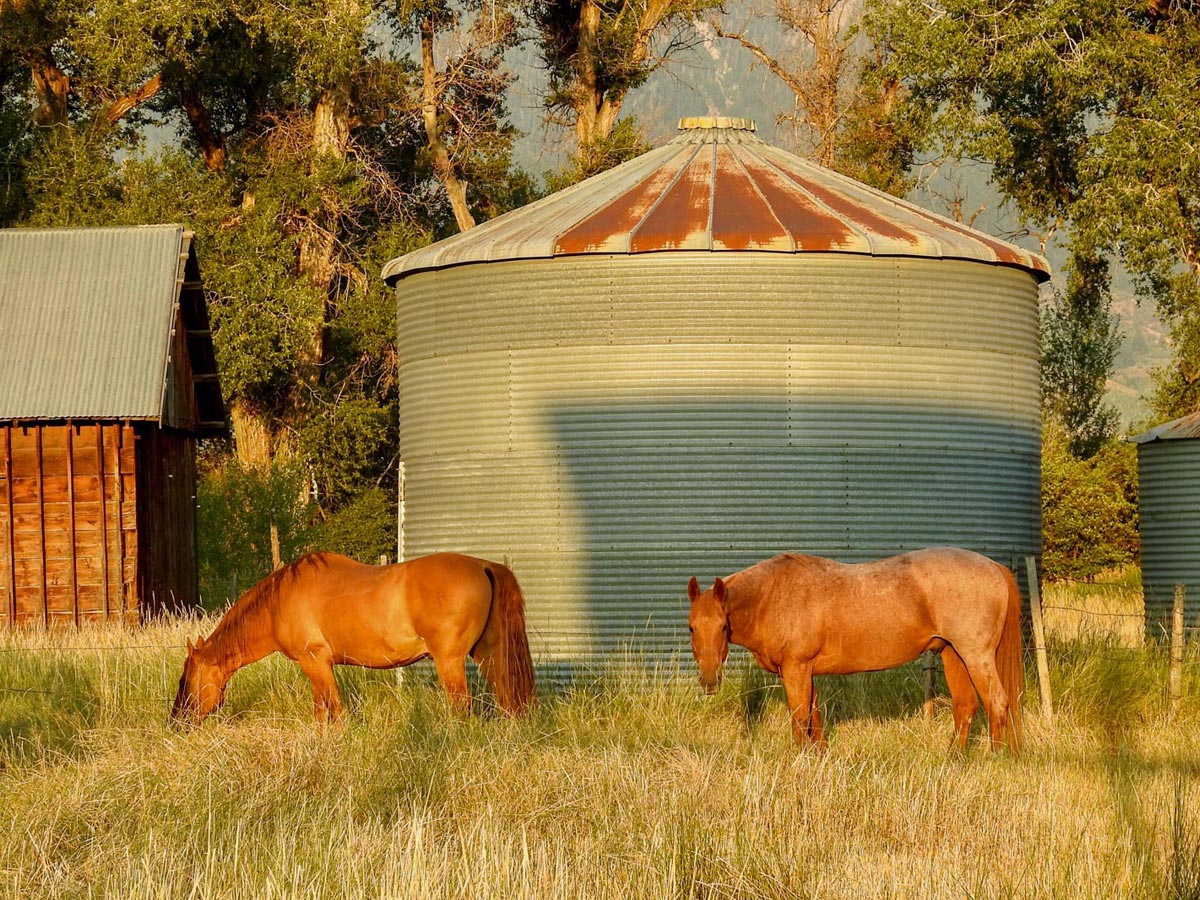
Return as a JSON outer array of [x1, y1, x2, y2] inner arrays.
[[0, 564, 1197, 712]]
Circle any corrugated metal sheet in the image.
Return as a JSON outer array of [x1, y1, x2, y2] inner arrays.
[[383, 119, 1050, 283], [1130, 410, 1200, 443], [394, 254, 1040, 668], [0, 225, 185, 422], [1136, 438, 1200, 635]]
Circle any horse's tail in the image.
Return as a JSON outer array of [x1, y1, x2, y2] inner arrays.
[[476, 562, 537, 715], [997, 563, 1025, 752]]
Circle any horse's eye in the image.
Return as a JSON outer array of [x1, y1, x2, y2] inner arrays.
[[688, 626, 694, 634]]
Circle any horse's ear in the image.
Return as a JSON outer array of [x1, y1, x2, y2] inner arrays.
[[712, 577, 727, 605], [687, 576, 700, 603]]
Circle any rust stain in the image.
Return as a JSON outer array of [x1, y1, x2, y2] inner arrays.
[[737, 152, 860, 251], [892, 200, 1044, 272], [630, 144, 714, 252], [776, 168, 918, 245], [555, 147, 698, 254], [711, 147, 790, 251]]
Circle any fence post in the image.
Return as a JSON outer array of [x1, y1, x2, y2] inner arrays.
[[1025, 557, 1053, 719], [270, 522, 283, 571], [1171, 584, 1185, 718]]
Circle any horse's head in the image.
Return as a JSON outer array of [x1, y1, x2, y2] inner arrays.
[[687, 576, 731, 694], [171, 636, 227, 723]]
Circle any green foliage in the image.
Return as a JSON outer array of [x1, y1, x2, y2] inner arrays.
[[1041, 251, 1122, 458], [867, 0, 1200, 420], [312, 487, 397, 563], [298, 398, 395, 508], [832, 58, 928, 195], [532, 0, 720, 113], [1041, 430, 1139, 581], [531, 0, 720, 174], [196, 459, 313, 608], [544, 116, 649, 191]]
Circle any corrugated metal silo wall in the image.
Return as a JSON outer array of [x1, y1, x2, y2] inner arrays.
[[395, 253, 1040, 670], [1138, 440, 1200, 637]]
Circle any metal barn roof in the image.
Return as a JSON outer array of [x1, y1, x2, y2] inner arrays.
[[0, 225, 226, 432], [383, 117, 1051, 284], [1130, 411, 1200, 444]]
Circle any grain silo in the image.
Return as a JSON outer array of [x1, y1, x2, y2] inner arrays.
[[383, 118, 1050, 668], [1131, 411, 1200, 636]]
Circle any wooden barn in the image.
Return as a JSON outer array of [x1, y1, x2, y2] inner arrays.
[[0, 226, 226, 626]]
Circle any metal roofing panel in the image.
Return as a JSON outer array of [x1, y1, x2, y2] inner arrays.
[[629, 143, 714, 252], [710, 147, 791, 251], [556, 145, 698, 254], [382, 117, 1051, 284], [0, 225, 189, 422], [1130, 410, 1200, 443]]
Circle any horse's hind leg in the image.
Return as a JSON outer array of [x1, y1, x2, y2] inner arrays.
[[941, 646, 979, 749], [298, 646, 343, 723], [808, 685, 825, 746], [433, 652, 471, 715], [961, 655, 1011, 751]]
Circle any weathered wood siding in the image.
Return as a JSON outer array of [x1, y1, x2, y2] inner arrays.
[[134, 426, 199, 616], [1, 423, 137, 625]]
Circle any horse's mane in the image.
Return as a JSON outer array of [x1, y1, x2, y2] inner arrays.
[[204, 554, 326, 669]]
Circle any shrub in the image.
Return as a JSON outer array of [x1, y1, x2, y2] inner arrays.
[[1042, 429, 1139, 580]]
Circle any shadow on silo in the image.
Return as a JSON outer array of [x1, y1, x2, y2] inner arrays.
[[547, 397, 1039, 667]]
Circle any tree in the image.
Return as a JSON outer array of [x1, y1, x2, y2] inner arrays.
[[866, 0, 1200, 421], [0, 0, 534, 573], [710, 0, 922, 193], [532, 0, 722, 180], [389, 0, 524, 233], [1041, 426, 1138, 581], [1040, 252, 1121, 458]]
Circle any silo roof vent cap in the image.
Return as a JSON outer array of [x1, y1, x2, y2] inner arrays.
[[678, 116, 756, 131]]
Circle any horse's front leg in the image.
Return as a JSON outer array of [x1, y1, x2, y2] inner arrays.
[[298, 645, 344, 723], [781, 659, 821, 748]]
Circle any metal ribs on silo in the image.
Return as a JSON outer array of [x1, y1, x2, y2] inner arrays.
[[1137, 438, 1200, 637], [395, 253, 1040, 669]]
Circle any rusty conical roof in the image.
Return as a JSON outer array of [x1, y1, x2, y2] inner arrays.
[[383, 118, 1050, 284]]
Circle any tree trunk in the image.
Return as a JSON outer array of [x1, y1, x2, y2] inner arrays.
[[810, 1, 845, 168], [312, 84, 350, 157], [421, 17, 476, 232], [229, 401, 272, 468], [574, 0, 602, 153], [294, 84, 351, 394], [103, 73, 164, 125], [180, 85, 227, 171], [30, 51, 69, 126]]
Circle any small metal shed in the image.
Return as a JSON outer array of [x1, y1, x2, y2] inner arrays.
[[384, 118, 1050, 669], [0, 225, 226, 626], [1131, 411, 1200, 636]]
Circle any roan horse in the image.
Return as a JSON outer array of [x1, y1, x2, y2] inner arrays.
[[172, 552, 536, 723], [687, 547, 1023, 752]]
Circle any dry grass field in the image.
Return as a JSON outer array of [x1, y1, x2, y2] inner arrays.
[[1, 586, 1198, 900]]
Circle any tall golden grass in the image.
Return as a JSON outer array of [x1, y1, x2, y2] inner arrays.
[[1, 603, 1198, 900]]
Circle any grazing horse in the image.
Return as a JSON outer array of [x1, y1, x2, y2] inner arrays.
[[172, 552, 536, 723], [687, 548, 1023, 752]]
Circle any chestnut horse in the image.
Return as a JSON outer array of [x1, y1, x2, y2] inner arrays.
[[172, 552, 535, 723], [687, 548, 1023, 752]]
